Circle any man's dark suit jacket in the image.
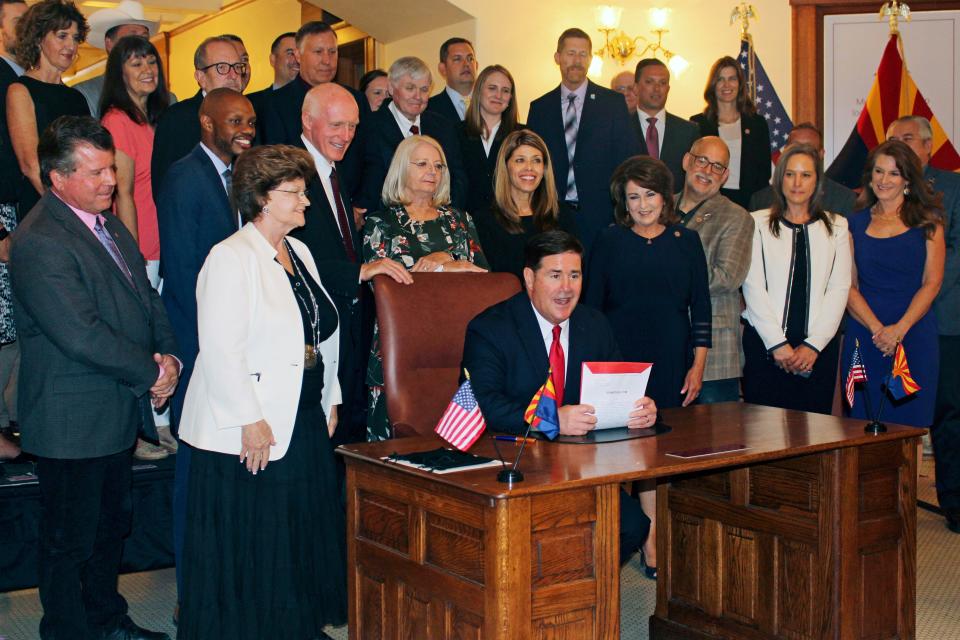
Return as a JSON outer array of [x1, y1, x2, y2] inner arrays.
[[690, 111, 771, 209], [157, 144, 238, 420], [748, 176, 857, 216], [357, 106, 468, 211], [927, 164, 960, 335], [258, 75, 368, 196], [459, 123, 511, 217], [632, 111, 699, 193], [290, 164, 371, 442], [10, 192, 179, 458], [526, 81, 640, 250], [462, 292, 621, 434], [151, 89, 203, 200], [246, 84, 273, 122], [426, 90, 462, 123], [0, 57, 21, 205]]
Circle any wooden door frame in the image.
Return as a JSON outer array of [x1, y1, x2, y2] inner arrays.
[[790, 0, 960, 128]]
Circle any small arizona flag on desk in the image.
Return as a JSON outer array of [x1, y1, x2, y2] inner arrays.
[[525, 371, 560, 440], [885, 343, 920, 401]]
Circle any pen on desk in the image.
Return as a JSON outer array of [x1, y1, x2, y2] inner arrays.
[[494, 435, 537, 444]]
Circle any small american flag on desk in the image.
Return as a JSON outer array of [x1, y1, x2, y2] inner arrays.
[[435, 377, 486, 451]]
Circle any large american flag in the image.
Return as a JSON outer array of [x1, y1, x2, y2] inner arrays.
[[845, 339, 868, 407], [435, 380, 486, 451], [739, 38, 793, 160]]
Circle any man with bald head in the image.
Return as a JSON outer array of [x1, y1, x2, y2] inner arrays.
[[749, 123, 856, 215], [293, 83, 411, 449], [151, 35, 246, 198], [155, 87, 255, 598], [610, 70, 637, 115], [887, 115, 960, 533], [675, 136, 754, 403]]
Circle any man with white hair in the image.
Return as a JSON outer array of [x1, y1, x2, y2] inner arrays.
[[887, 115, 960, 534], [74, 0, 159, 117], [356, 56, 467, 212]]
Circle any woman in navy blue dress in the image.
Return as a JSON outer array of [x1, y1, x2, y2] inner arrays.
[[584, 156, 711, 579], [844, 140, 945, 427]]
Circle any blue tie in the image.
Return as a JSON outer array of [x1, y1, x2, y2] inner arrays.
[[93, 217, 134, 286]]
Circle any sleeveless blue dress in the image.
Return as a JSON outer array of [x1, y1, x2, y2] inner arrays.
[[843, 208, 938, 427]]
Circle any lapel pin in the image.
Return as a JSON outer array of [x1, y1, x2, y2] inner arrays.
[[590, 93, 595, 100], [745, 128, 751, 135], [674, 230, 681, 237]]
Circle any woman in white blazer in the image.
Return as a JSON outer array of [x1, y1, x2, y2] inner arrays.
[[741, 144, 851, 414], [177, 146, 346, 639]]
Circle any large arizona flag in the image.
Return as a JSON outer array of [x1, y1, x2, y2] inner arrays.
[[827, 34, 960, 188]]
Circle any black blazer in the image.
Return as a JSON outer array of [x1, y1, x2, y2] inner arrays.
[[156, 144, 238, 418], [258, 75, 368, 196], [526, 81, 640, 250], [151, 90, 203, 200], [458, 122, 514, 218], [357, 107, 468, 211], [473, 204, 578, 281], [426, 90, 462, 123], [690, 111, 771, 209], [632, 111, 700, 193], [461, 291, 621, 434], [10, 192, 179, 458], [0, 57, 21, 204]]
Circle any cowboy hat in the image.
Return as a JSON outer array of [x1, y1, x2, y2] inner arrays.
[[87, 1, 159, 50]]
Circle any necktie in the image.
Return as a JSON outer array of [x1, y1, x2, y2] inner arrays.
[[549, 324, 565, 406], [563, 94, 578, 201], [462, 95, 470, 117], [410, 124, 420, 135], [645, 117, 660, 160], [93, 217, 134, 286], [329, 166, 358, 262], [222, 168, 232, 196]]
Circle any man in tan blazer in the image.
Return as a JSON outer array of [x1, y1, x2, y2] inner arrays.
[[674, 136, 754, 403]]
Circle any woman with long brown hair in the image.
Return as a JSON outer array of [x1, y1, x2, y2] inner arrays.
[[690, 56, 771, 209], [843, 139, 945, 428], [472, 129, 577, 279]]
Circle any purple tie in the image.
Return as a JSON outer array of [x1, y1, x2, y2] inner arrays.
[[93, 217, 134, 286], [645, 117, 660, 160]]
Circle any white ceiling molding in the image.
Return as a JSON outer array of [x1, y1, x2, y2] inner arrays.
[[302, 0, 473, 42]]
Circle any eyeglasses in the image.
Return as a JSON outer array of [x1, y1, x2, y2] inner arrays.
[[197, 62, 248, 76], [270, 188, 308, 199], [689, 153, 727, 175], [409, 160, 446, 172]]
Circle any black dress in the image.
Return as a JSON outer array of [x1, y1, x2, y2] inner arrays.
[[12, 76, 89, 216], [583, 224, 712, 409], [473, 204, 579, 281], [179, 246, 346, 640]]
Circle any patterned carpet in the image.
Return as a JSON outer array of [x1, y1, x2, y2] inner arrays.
[[1, 458, 957, 640]]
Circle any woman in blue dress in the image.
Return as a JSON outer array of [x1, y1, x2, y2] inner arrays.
[[844, 140, 945, 428]]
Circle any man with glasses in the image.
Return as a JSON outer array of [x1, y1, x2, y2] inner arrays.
[[151, 35, 246, 198], [632, 58, 699, 192], [674, 136, 754, 403]]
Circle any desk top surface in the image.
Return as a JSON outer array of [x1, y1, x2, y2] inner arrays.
[[338, 402, 920, 498]]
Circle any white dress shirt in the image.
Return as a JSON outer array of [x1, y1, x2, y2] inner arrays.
[[531, 302, 570, 370], [389, 100, 421, 137], [719, 119, 743, 190], [482, 121, 501, 157], [637, 108, 666, 156], [445, 85, 469, 121], [300, 134, 345, 241]]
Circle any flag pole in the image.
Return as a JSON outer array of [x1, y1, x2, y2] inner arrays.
[[866, 342, 895, 435]]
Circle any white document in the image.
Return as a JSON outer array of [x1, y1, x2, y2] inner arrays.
[[579, 362, 652, 429]]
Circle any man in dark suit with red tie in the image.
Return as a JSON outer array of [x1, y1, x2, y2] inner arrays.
[[11, 116, 178, 640], [293, 83, 411, 448], [461, 230, 655, 565]]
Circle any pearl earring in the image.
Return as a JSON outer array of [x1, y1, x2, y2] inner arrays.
[[262, 206, 270, 215], [903, 186, 910, 196]]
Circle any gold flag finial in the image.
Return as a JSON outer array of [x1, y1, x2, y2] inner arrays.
[[879, 1, 911, 35], [730, 2, 758, 40]]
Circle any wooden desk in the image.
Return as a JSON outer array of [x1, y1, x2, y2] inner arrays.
[[338, 403, 920, 639]]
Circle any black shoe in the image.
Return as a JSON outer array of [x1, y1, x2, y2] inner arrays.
[[98, 616, 170, 640], [947, 512, 960, 534], [640, 550, 658, 580]]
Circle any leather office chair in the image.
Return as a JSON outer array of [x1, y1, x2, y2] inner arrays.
[[374, 272, 521, 438]]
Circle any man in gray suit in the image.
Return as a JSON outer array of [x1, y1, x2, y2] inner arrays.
[[10, 116, 178, 640], [749, 123, 856, 215], [888, 115, 960, 534], [675, 136, 754, 403]]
